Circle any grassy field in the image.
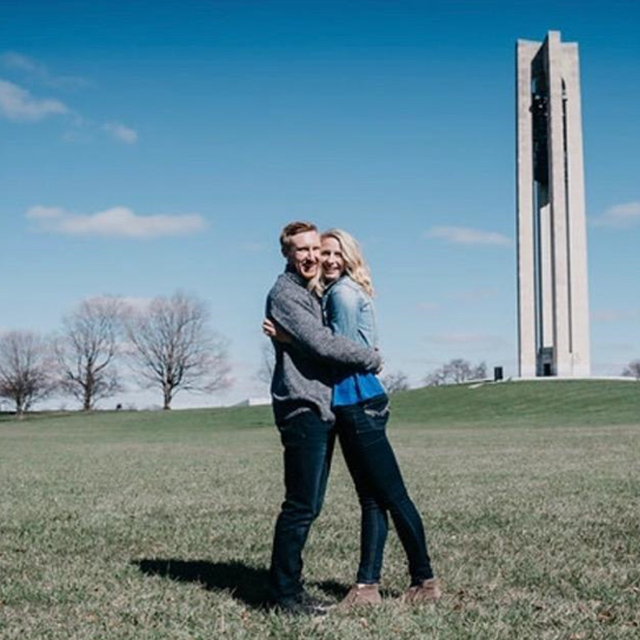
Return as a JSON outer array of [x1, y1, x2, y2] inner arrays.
[[1, 380, 638, 639]]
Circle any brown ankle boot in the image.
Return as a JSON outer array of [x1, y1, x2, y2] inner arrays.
[[337, 583, 382, 610], [402, 578, 442, 604]]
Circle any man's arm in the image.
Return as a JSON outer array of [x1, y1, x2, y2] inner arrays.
[[268, 291, 381, 372]]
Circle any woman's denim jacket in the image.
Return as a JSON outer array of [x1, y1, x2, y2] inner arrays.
[[323, 276, 377, 347], [323, 276, 385, 405]]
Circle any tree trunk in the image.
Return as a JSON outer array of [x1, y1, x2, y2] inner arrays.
[[83, 374, 93, 411], [163, 387, 172, 410]]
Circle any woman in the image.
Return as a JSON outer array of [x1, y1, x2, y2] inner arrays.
[[266, 229, 440, 608]]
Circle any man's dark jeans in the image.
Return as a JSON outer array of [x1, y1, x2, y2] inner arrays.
[[268, 410, 336, 602], [336, 394, 434, 585]]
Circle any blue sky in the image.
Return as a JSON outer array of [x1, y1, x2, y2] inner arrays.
[[1, 0, 638, 408]]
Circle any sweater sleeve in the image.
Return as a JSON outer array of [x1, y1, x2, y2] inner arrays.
[[268, 288, 381, 372]]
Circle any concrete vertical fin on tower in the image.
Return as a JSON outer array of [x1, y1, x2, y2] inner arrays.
[[562, 42, 591, 376], [516, 40, 539, 377]]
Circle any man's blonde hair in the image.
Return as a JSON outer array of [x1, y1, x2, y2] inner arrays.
[[311, 228, 374, 296], [279, 221, 318, 257]]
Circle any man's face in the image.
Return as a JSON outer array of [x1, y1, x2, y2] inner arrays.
[[286, 230, 321, 280]]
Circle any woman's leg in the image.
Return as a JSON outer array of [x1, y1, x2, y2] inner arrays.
[[337, 396, 435, 586], [337, 417, 388, 584]]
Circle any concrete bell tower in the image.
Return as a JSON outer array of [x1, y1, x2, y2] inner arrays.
[[516, 31, 591, 378]]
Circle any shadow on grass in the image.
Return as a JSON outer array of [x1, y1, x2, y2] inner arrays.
[[133, 559, 270, 609], [133, 559, 377, 609], [313, 579, 401, 600], [313, 579, 349, 600]]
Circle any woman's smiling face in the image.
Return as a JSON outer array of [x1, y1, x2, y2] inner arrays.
[[320, 236, 345, 282]]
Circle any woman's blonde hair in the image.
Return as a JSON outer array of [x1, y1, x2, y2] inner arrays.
[[310, 228, 374, 296]]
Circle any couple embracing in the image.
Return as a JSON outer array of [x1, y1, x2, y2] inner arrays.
[[264, 221, 440, 615]]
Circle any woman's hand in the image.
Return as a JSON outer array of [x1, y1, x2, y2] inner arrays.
[[263, 318, 293, 344]]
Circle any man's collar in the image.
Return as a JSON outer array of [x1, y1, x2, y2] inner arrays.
[[284, 264, 309, 287]]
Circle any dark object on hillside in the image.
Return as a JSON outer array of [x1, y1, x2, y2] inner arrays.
[[494, 366, 503, 382]]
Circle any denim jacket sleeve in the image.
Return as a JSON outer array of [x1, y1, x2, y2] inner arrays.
[[324, 283, 361, 341], [324, 278, 377, 348]]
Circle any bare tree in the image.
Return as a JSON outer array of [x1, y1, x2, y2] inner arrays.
[[381, 370, 410, 394], [55, 297, 125, 411], [424, 368, 448, 387], [124, 291, 232, 410], [0, 331, 56, 417], [424, 358, 488, 387], [471, 361, 488, 380], [255, 342, 275, 389], [443, 358, 473, 384], [622, 359, 640, 380]]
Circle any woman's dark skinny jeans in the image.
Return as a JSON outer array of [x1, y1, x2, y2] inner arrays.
[[335, 394, 434, 586]]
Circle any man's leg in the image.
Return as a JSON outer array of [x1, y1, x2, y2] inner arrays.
[[268, 410, 335, 604]]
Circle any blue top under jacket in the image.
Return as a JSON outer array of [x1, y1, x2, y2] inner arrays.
[[322, 275, 386, 406]]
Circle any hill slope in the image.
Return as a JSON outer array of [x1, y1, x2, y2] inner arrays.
[[2, 380, 637, 432], [389, 379, 640, 428]]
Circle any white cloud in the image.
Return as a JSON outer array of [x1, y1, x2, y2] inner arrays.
[[426, 226, 511, 246], [26, 205, 208, 239], [62, 129, 93, 144], [0, 78, 69, 121], [1, 52, 41, 74], [103, 121, 138, 144], [2, 54, 132, 143], [423, 332, 509, 349], [26, 205, 66, 220], [1, 51, 88, 89], [592, 202, 640, 228], [593, 309, 640, 324]]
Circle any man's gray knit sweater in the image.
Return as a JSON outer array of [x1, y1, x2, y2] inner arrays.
[[266, 269, 382, 425]]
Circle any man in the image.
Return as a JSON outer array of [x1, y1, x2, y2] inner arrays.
[[265, 221, 382, 615]]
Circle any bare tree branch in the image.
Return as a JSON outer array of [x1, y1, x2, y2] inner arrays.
[[622, 359, 640, 380], [0, 331, 56, 417], [255, 342, 275, 389], [381, 370, 410, 394], [124, 291, 233, 409], [424, 358, 488, 387], [54, 297, 125, 410]]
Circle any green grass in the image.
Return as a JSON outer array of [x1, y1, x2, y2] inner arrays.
[[389, 379, 640, 428], [1, 381, 639, 639]]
